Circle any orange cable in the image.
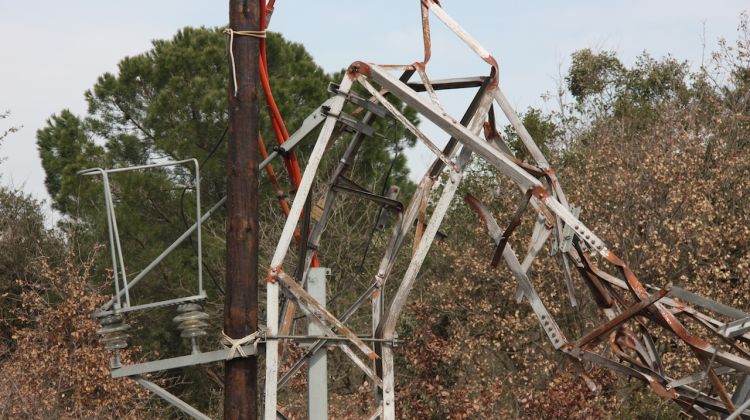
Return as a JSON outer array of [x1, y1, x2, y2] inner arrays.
[[259, 0, 319, 268]]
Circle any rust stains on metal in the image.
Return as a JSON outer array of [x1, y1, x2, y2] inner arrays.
[[531, 185, 549, 199], [267, 266, 281, 283], [420, 0, 432, 65], [464, 194, 497, 236], [575, 288, 668, 349], [256, 3, 750, 418], [490, 190, 532, 267], [347, 61, 370, 78]]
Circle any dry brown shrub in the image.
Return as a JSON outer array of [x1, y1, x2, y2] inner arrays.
[[0, 253, 153, 418], [388, 20, 750, 415]]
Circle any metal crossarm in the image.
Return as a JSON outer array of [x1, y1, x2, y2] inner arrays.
[[260, 7, 750, 412], [82, 1, 750, 418], [276, 271, 377, 360]]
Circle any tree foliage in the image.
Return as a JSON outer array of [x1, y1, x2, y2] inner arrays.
[[0, 188, 64, 345], [14, 12, 750, 418], [33, 26, 417, 415], [390, 13, 750, 418], [36, 27, 415, 302], [566, 49, 624, 103], [0, 253, 153, 418]]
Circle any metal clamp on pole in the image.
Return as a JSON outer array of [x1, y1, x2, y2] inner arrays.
[[272, 144, 291, 159]]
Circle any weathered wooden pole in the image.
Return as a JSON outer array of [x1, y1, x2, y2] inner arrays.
[[225, 0, 260, 418]]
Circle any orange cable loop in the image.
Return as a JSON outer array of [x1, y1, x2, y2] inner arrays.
[[259, 0, 319, 268]]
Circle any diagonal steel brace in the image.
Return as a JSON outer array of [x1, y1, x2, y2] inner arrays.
[[276, 271, 378, 360]]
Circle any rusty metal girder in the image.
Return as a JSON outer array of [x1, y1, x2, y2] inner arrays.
[[260, 2, 750, 419]]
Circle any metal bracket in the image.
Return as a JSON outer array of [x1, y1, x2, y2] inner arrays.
[[134, 376, 211, 420], [112, 343, 260, 378], [558, 206, 581, 254], [332, 175, 404, 212], [80, 159, 204, 313], [322, 106, 376, 137], [328, 82, 388, 118]]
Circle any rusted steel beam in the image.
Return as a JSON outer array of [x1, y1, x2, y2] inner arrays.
[[331, 175, 403, 212], [281, 72, 418, 352], [358, 77, 461, 173], [352, 63, 548, 188], [376, 87, 495, 419], [278, 282, 380, 389], [276, 271, 377, 360], [515, 214, 553, 302], [490, 190, 532, 267], [573, 244, 616, 308], [605, 254, 750, 375], [336, 343, 383, 387], [256, 4, 750, 417], [667, 366, 734, 390], [574, 288, 669, 349], [406, 76, 486, 92], [575, 350, 677, 399], [429, 73, 495, 178], [301, 69, 415, 280], [279, 298, 383, 387], [616, 328, 660, 371], [465, 193, 568, 348]]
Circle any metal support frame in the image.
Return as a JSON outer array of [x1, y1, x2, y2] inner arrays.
[[734, 375, 750, 406], [729, 395, 750, 420], [92, 100, 333, 315], [84, 87, 384, 418], [85, 2, 750, 418], [80, 159, 204, 313], [112, 344, 258, 378], [259, 2, 750, 417], [134, 376, 212, 420], [265, 75, 355, 420], [306, 268, 329, 420]]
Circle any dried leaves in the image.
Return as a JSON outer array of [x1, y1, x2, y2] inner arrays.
[[0, 254, 151, 418]]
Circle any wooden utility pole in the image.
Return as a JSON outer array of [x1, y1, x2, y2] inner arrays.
[[225, 0, 260, 418]]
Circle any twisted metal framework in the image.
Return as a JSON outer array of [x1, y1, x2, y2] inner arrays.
[[262, 1, 750, 418], [84, 1, 750, 418]]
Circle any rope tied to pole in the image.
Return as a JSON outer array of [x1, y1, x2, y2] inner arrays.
[[224, 28, 267, 97], [221, 328, 266, 359]]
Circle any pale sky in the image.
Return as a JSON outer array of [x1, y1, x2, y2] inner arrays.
[[0, 1, 747, 222]]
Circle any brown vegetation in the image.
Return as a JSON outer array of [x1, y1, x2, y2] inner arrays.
[[0, 252, 152, 418], [2, 12, 748, 419]]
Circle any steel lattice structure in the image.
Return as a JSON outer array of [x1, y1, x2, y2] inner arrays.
[[261, 2, 750, 419], [85, 1, 750, 419]]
